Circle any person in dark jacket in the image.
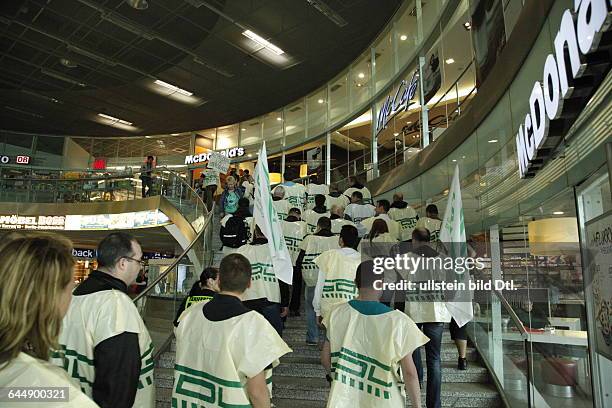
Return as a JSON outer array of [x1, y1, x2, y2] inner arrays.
[[312, 194, 327, 214], [174, 267, 219, 326], [390, 192, 410, 209], [220, 176, 245, 217]]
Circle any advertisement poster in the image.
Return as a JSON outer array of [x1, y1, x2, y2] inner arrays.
[[422, 48, 441, 104], [78, 214, 111, 230], [585, 211, 612, 360], [470, 0, 507, 87]]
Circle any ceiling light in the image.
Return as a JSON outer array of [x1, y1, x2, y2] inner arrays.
[[100, 12, 156, 40], [452, 159, 457, 162], [66, 45, 117, 66], [488, 139, 498, 143], [60, 58, 78, 68], [154, 79, 193, 96], [248, 154, 253, 158], [242, 30, 285, 55], [356, 83, 362, 87], [4, 106, 44, 119], [358, 72, 365, 79], [211, 134, 215, 137], [276, 117, 282, 121], [406, 121, 412, 124], [170, 133, 179, 136], [41, 68, 86, 87], [400, 34, 408, 41], [241, 128, 246, 131], [98, 113, 133, 126], [553, 211, 565, 215], [126, 0, 148, 10], [445, 58, 455, 64], [317, 99, 325, 104], [463, 21, 472, 31], [393, 132, 399, 136]]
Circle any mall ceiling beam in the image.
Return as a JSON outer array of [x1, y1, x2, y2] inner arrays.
[[75, 0, 233, 78]]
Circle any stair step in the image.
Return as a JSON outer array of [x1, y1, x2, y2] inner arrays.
[[274, 360, 488, 383], [272, 377, 499, 405]]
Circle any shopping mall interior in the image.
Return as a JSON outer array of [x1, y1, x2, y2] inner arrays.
[[0, 0, 611, 407]]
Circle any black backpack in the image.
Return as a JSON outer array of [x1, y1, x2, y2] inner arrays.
[[220, 216, 249, 248]]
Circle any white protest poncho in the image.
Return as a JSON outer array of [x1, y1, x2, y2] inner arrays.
[[357, 232, 398, 255], [331, 218, 355, 234], [343, 186, 372, 205], [345, 203, 376, 237], [51, 290, 155, 408], [388, 206, 419, 241], [398, 250, 451, 324], [282, 220, 307, 265], [323, 303, 429, 408], [303, 209, 331, 233], [415, 217, 442, 241], [300, 235, 339, 287], [306, 183, 330, 209], [173, 302, 291, 407], [237, 244, 281, 303], [273, 183, 307, 210], [314, 248, 361, 320], [272, 199, 291, 221], [1, 353, 98, 408], [242, 180, 255, 205], [326, 194, 350, 210], [360, 215, 401, 241]]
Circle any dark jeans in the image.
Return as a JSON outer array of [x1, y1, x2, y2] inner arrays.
[[256, 303, 284, 336], [204, 185, 217, 211], [289, 266, 302, 312], [413, 322, 444, 408]]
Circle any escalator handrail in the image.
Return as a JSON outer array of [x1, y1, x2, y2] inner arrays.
[[132, 204, 215, 303], [493, 289, 528, 338]]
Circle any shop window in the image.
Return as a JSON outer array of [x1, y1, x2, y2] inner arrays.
[[239, 119, 262, 147], [215, 125, 238, 150], [262, 111, 283, 142], [328, 71, 349, 126], [350, 52, 373, 110], [284, 100, 306, 148], [373, 30, 394, 93], [395, 0, 420, 69], [307, 88, 327, 138]]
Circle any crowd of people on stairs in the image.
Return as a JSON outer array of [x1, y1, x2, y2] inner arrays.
[[0, 170, 470, 408]]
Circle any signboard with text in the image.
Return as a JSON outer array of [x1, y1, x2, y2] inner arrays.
[[206, 151, 231, 173]]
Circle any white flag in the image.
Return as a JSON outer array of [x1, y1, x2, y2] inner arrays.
[[440, 164, 473, 327], [253, 142, 293, 284]]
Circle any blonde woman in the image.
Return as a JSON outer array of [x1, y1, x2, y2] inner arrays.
[[0, 234, 98, 407]]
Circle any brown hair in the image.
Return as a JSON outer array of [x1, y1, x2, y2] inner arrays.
[[0, 234, 74, 367], [218, 253, 252, 293], [369, 219, 389, 242]]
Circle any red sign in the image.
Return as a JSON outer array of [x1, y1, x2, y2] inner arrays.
[[92, 158, 107, 170], [15, 155, 30, 164]]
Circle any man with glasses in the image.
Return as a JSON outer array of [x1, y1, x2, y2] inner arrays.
[[52, 232, 155, 408]]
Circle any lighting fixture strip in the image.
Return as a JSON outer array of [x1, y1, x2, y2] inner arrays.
[[242, 30, 285, 55], [98, 113, 133, 126], [154, 79, 194, 97]]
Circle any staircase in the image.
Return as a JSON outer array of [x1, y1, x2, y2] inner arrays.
[[153, 213, 501, 407]]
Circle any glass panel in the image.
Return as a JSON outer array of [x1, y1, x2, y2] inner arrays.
[[503, 0, 524, 40], [330, 110, 371, 190], [262, 111, 283, 142], [373, 29, 394, 92], [215, 124, 238, 150], [420, 0, 444, 39], [350, 52, 373, 110], [239, 118, 262, 146], [36, 135, 65, 155], [284, 100, 306, 148], [328, 71, 349, 125], [307, 88, 327, 138], [395, 0, 420, 68]]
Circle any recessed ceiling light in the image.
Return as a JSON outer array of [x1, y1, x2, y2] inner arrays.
[[60, 58, 78, 68], [358, 72, 365, 79], [242, 30, 285, 55], [488, 139, 498, 143], [445, 58, 455, 64], [400, 34, 408, 41], [462, 156, 466, 159], [145, 136, 151, 138], [241, 128, 246, 131], [393, 132, 399, 136], [154, 79, 193, 96], [463, 21, 472, 31], [98, 113, 132, 126], [170, 133, 179, 136], [317, 99, 325, 104], [126, 0, 148, 10], [276, 117, 282, 121], [452, 159, 457, 162], [356, 83, 362, 87], [248, 154, 253, 157], [407, 121, 412, 124], [553, 211, 565, 215]]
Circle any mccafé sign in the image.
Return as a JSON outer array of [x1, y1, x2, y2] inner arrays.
[[375, 70, 419, 136], [185, 147, 245, 165], [515, 0, 611, 178]]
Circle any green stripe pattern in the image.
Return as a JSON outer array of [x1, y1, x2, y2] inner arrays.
[[251, 262, 276, 283], [322, 278, 358, 299], [330, 347, 394, 400]]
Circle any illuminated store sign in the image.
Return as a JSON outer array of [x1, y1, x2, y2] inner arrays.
[[0, 210, 170, 231], [515, 0, 610, 178], [0, 155, 31, 165], [185, 147, 245, 165], [375, 70, 419, 136]]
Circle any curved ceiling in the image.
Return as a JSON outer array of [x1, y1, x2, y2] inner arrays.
[[0, 0, 401, 137]]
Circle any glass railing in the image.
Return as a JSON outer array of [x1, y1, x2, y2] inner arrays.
[[0, 165, 208, 232], [133, 206, 214, 355], [469, 289, 593, 407]]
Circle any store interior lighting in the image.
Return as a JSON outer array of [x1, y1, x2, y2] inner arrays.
[[445, 58, 455, 64], [399, 34, 407, 41], [97, 113, 133, 126], [154, 80, 193, 96], [242, 30, 285, 55]]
